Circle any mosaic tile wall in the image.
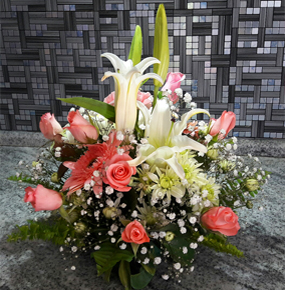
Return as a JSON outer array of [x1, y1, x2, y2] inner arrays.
[[0, 0, 285, 138]]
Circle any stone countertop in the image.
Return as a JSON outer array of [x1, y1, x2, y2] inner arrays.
[[0, 146, 285, 290]]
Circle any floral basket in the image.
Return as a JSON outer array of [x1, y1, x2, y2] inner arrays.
[[8, 5, 270, 290]]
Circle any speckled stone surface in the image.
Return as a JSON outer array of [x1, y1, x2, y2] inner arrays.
[[0, 131, 46, 147], [1, 131, 285, 157], [0, 146, 285, 290]]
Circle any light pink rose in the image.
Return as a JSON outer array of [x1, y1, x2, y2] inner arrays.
[[39, 113, 63, 140], [66, 110, 98, 144], [137, 91, 153, 109], [122, 220, 150, 244], [104, 91, 153, 109], [104, 92, 115, 106], [105, 154, 136, 192], [161, 72, 185, 104], [210, 111, 236, 138], [201, 206, 240, 236], [24, 185, 62, 212]]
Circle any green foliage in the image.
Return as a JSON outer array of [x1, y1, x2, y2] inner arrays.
[[130, 266, 154, 290], [119, 260, 131, 290], [8, 174, 60, 191], [160, 224, 195, 266], [201, 233, 244, 258], [58, 97, 115, 122], [91, 242, 134, 276], [128, 25, 142, 66], [7, 218, 75, 246]]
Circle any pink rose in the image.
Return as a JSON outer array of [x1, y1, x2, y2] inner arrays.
[[210, 111, 236, 138], [137, 91, 153, 109], [66, 110, 98, 144], [201, 206, 240, 236], [24, 185, 62, 212], [122, 221, 150, 244], [104, 91, 153, 109], [39, 113, 63, 140], [105, 154, 136, 192], [104, 91, 115, 106], [161, 72, 185, 104]]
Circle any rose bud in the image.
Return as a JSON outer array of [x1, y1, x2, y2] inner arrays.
[[209, 111, 236, 139], [24, 185, 62, 212], [201, 206, 240, 236], [121, 220, 150, 244], [66, 110, 98, 144], [161, 72, 185, 104], [39, 113, 63, 140]]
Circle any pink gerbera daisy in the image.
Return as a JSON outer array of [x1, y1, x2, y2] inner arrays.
[[62, 130, 133, 197]]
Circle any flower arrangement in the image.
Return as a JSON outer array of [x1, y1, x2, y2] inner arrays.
[[8, 5, 270, 290]]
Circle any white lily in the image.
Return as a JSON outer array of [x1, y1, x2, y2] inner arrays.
[[101, 53, 163, 132], [128, 98, 211, 179]]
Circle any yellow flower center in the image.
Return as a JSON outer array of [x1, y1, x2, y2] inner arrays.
[[160, 175, 173, 189]]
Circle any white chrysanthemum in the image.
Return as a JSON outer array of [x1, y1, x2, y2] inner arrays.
[[177, 151, 203, 185], [150, 167, 185, 201]]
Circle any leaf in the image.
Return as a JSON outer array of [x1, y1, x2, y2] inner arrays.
[[142, 263, 156, 276], [7, 218, 74, 246], [131, 243, 140, 257], [119, 260, 131, 290], [130, 266, 154, 289], [8, 174, 60, 191], [201, 233, 244, 258], [58, 97, 115, 122], [160, 224, 195, 266], [91, 242, 134, 276], [128, 25, 142, 66], [153, 4, 169, 87]]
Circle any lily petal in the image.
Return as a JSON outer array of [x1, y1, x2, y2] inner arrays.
[[172, 108, 211, 136], [147, 98, 171, 148], [170, 135, 207, 153]]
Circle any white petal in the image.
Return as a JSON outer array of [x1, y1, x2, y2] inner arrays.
[[101, 53, 125, 72], [135, 57, 161, 74], [170, 185, 185, 199], [172, 108, 211, 136], [148, 98, 171, 148], [164, 155, 185, 179], [135, 73, 163, 87], [171, 135, 207, 153]]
